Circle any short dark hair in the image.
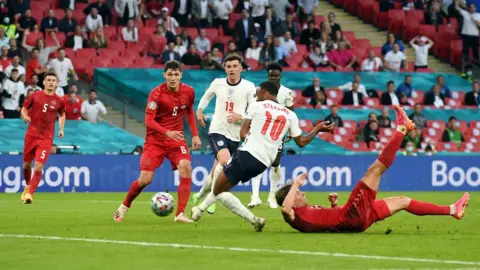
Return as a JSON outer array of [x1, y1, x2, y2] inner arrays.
[[10, 68, 18, 73], [387, 80, 394, 86], [44, 71, 57, 79], [58, 47, 65, 52], [32, 47, 40, 52], [224, 54, 243, 64], [89, 89, 97, 94], [267, 62, 283, 73], [164, 60, 182, 72], [275, 184, 292, 207], [259, 81, 279, 96], [448, 116, 457, 122]]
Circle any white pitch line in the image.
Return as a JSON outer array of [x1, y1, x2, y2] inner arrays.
[[0, 234, 478, 266], [0, 200, 149, 204]]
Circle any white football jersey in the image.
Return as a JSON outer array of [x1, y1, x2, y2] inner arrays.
[[240, 100, 302, 166], [198, 78, 257, 142], [277, 84, 294, 108]]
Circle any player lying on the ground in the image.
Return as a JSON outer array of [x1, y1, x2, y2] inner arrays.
[[114, 60, 201, 223], [275, 105, 470, 233], [21, 71, 66, 204], [191, 81, 335, 231]]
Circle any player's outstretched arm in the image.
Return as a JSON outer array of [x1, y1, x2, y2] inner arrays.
[[58, 109, 66, 138], [293, 121, 335, 148], [281, 173, 308, 221], [20, 107, 31, 123], [196, 83, 216, 128], [186, 103, 201, 150]]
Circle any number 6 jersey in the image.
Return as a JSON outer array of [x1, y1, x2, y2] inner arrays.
[[197, 78, 257, 142], [240, 100, 302, 166]]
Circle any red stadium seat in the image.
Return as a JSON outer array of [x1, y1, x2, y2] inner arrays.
[[245, 59, 259, 70], [76, 48, 97, 59], [299, 119, 313, 133], [342, 120, 358, 131], [379, 127, 394, 137], [342, 31, 356, 42], [406, 9, 425, 24], [437, 142, 459, 152], [330, 134, 349, 147], [450, 40, 463, 68], [388, 10, 405, 37], [451, 91, 465, 103], [426, 120, 446, 131], [422, 127, 443, 142], [411, 90, 424, 104], [294, 95, 308, 106], [456, 120, 468, 135], [358, 0, 375, 23], [345, 141, 368, 151], [373, 3, 388, 30], [325, 89, 343, 104], [364, 97, 380, 108], [334, 127, 354, 140], [470, 120, 480, 129], [314, 15, 325, 24], [418, 24, 436, 41], [403, 19, 420, 42], [460, 142, 480, 152]]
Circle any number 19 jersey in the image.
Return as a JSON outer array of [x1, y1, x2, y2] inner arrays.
[[240, 100, 302, 166]]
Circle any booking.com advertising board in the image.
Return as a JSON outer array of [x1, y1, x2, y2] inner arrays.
[[0, 155, 478, 193]]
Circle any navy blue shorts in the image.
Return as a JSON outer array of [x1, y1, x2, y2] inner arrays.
[[223, 150, 267, 186], [208, 133, 239, 158]]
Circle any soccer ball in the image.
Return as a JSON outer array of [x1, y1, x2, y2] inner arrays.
[[151, 192, 175, 217]]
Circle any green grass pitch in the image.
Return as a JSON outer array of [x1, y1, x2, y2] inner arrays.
[[0, 192, 478, 269]]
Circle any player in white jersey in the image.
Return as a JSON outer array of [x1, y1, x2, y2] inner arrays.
[[191, 81, 334, 231], [249, 63, 295, 209], [193, 54, 257, 214]]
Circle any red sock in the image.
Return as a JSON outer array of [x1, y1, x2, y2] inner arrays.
[[29, 171, 43, 195], [176, 177, 192, 216], [378, 130, 405, 168], [406, 200, 451, 216], [23, 168, 32, 186], [122, 180, 145, 208]]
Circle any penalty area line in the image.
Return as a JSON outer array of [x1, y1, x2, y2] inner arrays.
[[0, 234, 478, 266]]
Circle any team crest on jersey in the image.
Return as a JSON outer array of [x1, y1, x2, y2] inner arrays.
[[217, 141, 224, 147], [51, 100, 57, 106], [148, 101, 157, 110], [181, 105, 186, 109], [50, 105, 55, 109]]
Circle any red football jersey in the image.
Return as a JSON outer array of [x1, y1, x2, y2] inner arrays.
[[285, 205, 345, 233], [145, 82, 195, 144], [65, 99, 82, 120], [23, 91, 65, 140]]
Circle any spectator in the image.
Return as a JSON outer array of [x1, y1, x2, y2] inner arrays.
[[5, 55, 25, 77], [280, 31, 297, 55], [65, 91, 82, 120], [302, 77, 324, 97], [181, 44, 201, 66], [63, 84, 83, 103], [47, 48, 78, 93], [300, 20, 321, 47], [224, 40, 240, 59], [323, 12, 342, 41], [455, 1, 480, 66], [401, 141, 418, 156], [55, 85, 65, 97], [381, 33, 405, 55], [410, 36, 433, 71], [200, 51, 224, 70], [192, 0, 211, 29], [368, 111, 378, 122], [361, 49, 383, 72], [252, 23, 265, 44], [464, 80, 480, 106], [306, 45, 329, 69], [327, 41, 356, 70], [251, 0, 269, 25], [132, 145, 143, 155], [273, 36, 288, 66], [442, 116, 465, 145], [381, 81, 402, 106], [22, 30, 60, 66], [145, 25, 166, 61], [259, 35, 276, 68], [234, 9, 254, 51], [25, 48, 47, 84], [324, 105, 343, 127], [65, 25, 89, 51], [178, 28, 191, 49], [384, 43, 406, 72], [212, 0, 233, 35], [0, 27, 9, 48], [298, 0, 319, 22], [341, 81, 364, 106], [59, 9, 78, 35], [377, 107, 392, 128], [235, 0, 251, 14], [317, 32, 333, 54], [173, 35, 187, 57], [84, 0, 112, 26], [310, 89, 327, 108], [362, 120, 380, 146], [0, 46, 11, 70], [9, 0, 28, 18], [270, 0, 292, 22], [425, 1, 450, 27], [246, 38, 261, 61], [172, 0, 192, 27], [8, 38, 23, 59], [145, 0, 164, 19], [424, 143, 436, 156], [1, 17, 16, 40], [212, 47, 223, 63], [401, 128, 422, 148], [161, 41, 181, 63], [50, 144, 59, 155], [409, 104, 427, 130], [396, 75, 413, 97], [81, 90, 107, 124], [60, 0, 75, 10], [89, 28, 108, 49], [1, 68, 24, 118], [332, 30, 351, 50], [115, 0, 139, 26], [320, 19, 332, 38], [337, 74, 367, 97], [424, 84, 445, 107], [19, 88, 34, 108], [41, 9, 58, 34], [25, 74, 41, 92], [194, 28, 211, 54], [17, 9, 37, 38], [275, 14, 300, 38], [260, 7, 278, 38], [122, 19, 138, 43], [433, 75, 452, 98], [84, 7, 103, 33]]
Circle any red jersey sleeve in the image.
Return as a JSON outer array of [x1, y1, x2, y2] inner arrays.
[[185, 87, 198, 136], [23, 91, 35, 109], [58, 96, 66, 114], [144, 88, 169, 134]]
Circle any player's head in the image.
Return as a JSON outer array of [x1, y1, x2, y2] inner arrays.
[[267, 63, 283, 86], [163, 60, 183, 90], [275, 184, 307, 208], [43, 71, 58, 92], [224, 54, 243, 84], [256, 81, 279, 102]]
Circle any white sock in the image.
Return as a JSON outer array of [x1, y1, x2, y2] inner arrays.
[[251, 173, 262, 200], [217, 192, 256, 224], [449, 204, 455, 215], [198, 192, 216, 212], [269, 170, 280, 195], [197, 174, 213, 199], [212, 164, 224, 185]]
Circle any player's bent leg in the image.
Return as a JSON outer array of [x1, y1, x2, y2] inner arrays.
[[194, 160, 217, 204], [207, 149, 231, 214], [114, 170, 154, 222], [248, 173, 263, 208], [174, 159, 193, 223], [21, 162, 32, 201], [192, 170, 233, 221], [359, 160, 387, 192]]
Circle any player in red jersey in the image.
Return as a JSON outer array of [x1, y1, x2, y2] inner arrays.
[[276, 105, 470, 233], [114, 60, 201, 223], [20, 71, 66, 204]]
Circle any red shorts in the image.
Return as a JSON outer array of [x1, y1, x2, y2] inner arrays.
[[23, 134, 52, 164], [140, 141, 191, 171], [341, 181, 391, 232]]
